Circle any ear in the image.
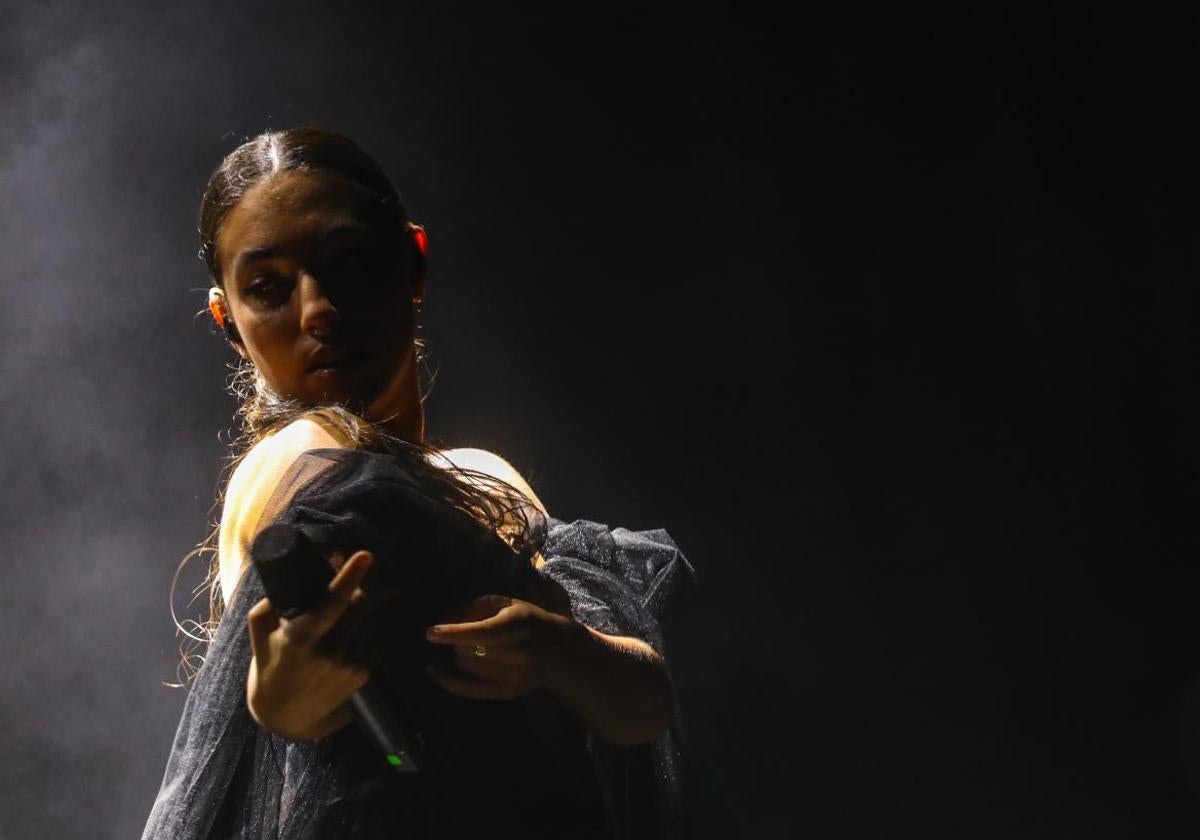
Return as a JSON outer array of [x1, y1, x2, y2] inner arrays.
[[208, 287, 248, 356], [408, 222, 428, 303]]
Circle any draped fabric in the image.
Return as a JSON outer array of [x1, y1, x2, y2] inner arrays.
[[142, 449, 697, 839]]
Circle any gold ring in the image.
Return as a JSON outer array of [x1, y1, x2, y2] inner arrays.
[[472, 645, 487, 658]]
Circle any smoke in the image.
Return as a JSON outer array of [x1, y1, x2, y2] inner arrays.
[[0, 5, 223, 837], [0, 3, 630, 835]]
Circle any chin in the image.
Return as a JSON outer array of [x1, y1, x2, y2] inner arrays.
[[301, 382, 358, 409]]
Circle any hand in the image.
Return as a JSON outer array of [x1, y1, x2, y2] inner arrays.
[[423, 595, 583, 700], [246, 550, 375, 741]]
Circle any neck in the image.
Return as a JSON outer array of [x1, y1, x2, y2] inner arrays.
[[367, 349, 425, 445], [381, 386, 425, 444]]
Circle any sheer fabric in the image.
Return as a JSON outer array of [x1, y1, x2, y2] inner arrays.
[[142, 449, 696, 839]]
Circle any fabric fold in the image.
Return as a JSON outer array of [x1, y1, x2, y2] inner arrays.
[[539, 517, 698, 840]]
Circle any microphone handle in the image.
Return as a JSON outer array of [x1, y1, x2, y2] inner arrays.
[[250, 522, 424, 774], [349, 681, 424, 773]]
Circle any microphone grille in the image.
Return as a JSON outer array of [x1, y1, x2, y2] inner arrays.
[[250, 522, 333, 618]]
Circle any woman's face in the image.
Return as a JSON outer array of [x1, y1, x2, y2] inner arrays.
[[216, 168, 424, 422]]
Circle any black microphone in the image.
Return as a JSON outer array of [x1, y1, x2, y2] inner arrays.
[[249, 521, 424, 773]]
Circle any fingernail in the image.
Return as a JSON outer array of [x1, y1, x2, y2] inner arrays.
[[425, 626, 443, 639]]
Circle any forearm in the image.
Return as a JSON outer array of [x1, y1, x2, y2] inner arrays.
[[545, 622, 673, 747]]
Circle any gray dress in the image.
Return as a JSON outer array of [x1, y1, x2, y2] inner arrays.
[[141, 449, 697, 839]]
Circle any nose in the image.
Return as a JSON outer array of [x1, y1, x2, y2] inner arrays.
[[297, 273, 341, 339]]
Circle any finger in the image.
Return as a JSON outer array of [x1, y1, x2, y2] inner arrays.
[[317, 595, 374, 666], [425, 623, 528, 648], [436, 594, 513, 625], [247, 598, 280, 659], [425, 604, 529, 647], [340, 621, 377, 671], [328, 550, 374, 595], [427, 596, 519, 634], [306, 550, 374, 638]]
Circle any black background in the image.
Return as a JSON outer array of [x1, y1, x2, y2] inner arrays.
[[2, 2, 1198, 838]]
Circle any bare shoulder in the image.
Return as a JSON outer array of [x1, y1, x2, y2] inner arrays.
[[437, 447, 549, 518], [225, 416, 348, 510], [217, 417, 349, 605]]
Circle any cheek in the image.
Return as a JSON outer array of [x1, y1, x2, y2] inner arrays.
[[360, 295, 417, 341], [239, 313, 301, 376]]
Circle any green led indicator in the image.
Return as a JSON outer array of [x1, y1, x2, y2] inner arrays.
[[387, 754, 404, 767]]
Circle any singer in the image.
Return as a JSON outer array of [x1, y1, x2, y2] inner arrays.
[[141, 127, 696, 839]]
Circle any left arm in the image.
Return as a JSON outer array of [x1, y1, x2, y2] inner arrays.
[[426, 448, 672, 746], [547, 621, 673, 747], [424, 595, 673, 747]]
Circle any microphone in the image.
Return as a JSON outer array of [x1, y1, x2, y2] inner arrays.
[[249, 521, 424, 773]]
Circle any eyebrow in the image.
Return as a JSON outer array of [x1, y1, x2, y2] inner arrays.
[[232, 222, 374, 275]]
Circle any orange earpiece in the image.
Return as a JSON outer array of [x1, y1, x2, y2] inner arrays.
[[410, 223, 428, 258], [208, 295, 227, 332], [207, 287, 240, 342]]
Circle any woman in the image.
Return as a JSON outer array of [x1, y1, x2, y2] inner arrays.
[[142, 127, 696, 839]]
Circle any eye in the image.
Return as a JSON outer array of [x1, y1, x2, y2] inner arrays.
[[326, 248, 372, 280], [244, 272, 291, 302]]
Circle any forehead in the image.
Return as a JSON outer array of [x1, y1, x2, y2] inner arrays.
[[217, 169, 382, 275]]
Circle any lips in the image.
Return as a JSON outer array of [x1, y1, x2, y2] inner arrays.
[[306, 347, 364, 374]]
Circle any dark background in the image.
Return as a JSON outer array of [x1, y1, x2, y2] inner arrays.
[[2, 2, 1198, 838]]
